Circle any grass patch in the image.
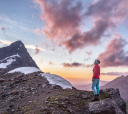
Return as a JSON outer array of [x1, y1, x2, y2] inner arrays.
[[46, 89, 111, 108], [21, 102, 37, 114]]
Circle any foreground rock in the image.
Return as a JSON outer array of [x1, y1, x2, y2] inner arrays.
[[0, 72, 126, 114], [87, 89, 126, 114]]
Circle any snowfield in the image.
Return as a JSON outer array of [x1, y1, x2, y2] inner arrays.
[[7, 66, 72, 89], [41, 73, 73, 89], [0, 54, 20, 69], [0, 58, 16, 68], [7, 67, 41, 74], [0, 53, 20, 62]]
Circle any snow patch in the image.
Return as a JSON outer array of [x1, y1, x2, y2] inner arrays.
[[0, 53, 20, 62], [0, 54, 21, 69], [41, 73, 73, 89], [7, 67, 41, 74], [0, 58, 16, 68]]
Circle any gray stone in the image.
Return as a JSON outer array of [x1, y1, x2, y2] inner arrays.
[[0, 78, 5, 82], [88, 98, 124, 114]]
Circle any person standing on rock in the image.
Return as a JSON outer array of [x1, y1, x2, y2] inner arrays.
[[91, 59, 100, 102]]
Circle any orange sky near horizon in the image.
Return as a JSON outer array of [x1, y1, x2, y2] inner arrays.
[[41, 66, 118, 86]]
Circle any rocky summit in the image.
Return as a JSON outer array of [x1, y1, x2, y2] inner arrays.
[[0, 41, 127, 114], [0, 41, 39, 75]]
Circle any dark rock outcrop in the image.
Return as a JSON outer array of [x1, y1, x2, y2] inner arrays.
[[0, 41, 39, 75], [85, 89, 126, 114], [103, 88, 126, 113]]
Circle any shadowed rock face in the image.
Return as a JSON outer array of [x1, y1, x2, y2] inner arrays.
[[86, 89, 126, 114], [0, 41, 39, 75]]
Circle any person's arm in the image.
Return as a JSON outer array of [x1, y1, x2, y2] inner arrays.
[[92, 66, 98, 79], [92, 67, 94, 82]]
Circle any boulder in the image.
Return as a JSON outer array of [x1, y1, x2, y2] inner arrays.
[[88, 98, 124, 114]]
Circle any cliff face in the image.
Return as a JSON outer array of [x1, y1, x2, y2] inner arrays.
[[0, 41, 39, 75]]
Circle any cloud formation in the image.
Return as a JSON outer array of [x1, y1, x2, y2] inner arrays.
[[61, 62, 93, 68], [64, 18, 112, 52], [34, 0, 128, 53], [0, 39, 12, 45], [49, 61, 54, 65], [35, 45, 40, 54], [0, 26, 9, 34], [65, 0, 128, 52], [86, 51, 92, 56], [34, 0, 83, 43], [41, 43, 49, 49], [34, 28, 41, 35], [98, 34, 128, 67], [101, 72, 128, 76], [62, 62, 82, 67]]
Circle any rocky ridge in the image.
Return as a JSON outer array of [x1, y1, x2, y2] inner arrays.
[[0, 72, 126, 114]]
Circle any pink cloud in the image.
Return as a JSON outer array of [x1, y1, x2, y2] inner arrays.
[[49, 61, 54, 65], [34, 0, 83, 42], [51, 48, 55, 52], [35, 45, 40, 54], [41, 43, 49, 49], [34, 28, 41, 35], [98, 34, 128, 67], [34, 0, 128, 53], [86, 51, 92, 56], [101, 72, 128, 76], [64, 0, 128, 53], [33, 0, 83, 45], [64, 18, 113, 53]]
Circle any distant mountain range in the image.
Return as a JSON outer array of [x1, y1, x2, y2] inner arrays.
[[76, 75, 128, 102], [101, 75, 128, 102], [75, 80, 108, 91]]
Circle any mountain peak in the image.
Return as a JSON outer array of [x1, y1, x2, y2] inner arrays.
[[0, 41, 39, 75], [10, 40, 24, 48]]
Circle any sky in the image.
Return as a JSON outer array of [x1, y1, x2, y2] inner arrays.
[[0, 0, 128, 86]]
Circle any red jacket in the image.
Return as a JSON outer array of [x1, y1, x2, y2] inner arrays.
[[92, 64, 100, 79]]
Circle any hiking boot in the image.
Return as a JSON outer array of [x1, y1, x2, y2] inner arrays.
[[91, 95, 99, 102], [96, 94, 99, 101]]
